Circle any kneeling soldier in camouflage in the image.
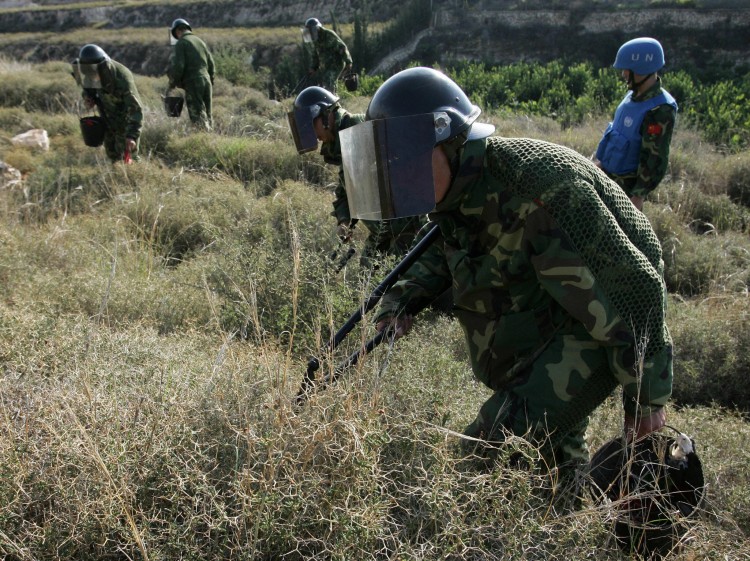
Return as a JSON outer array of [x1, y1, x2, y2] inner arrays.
[[340, 67, 672, 491]]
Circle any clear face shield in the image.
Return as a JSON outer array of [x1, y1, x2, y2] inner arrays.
[[287, 104, 323, 154], [70, 58, 83, 87], [76, 60, 103, 90], [339, 112, 453, 220], [169, 27, 178, 46], [302, 27, 317, 43]]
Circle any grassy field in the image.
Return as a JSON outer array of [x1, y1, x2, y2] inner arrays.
[[1, 55, 750, 560]]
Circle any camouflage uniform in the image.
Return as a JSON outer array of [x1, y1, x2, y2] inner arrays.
[[376, 136, 673, 467], [311, 27, 353, 93], [168, 30, 215, 130], [83, 59, 143, 163], [321, 107, 424, 262], [601, 78, 677, 199]]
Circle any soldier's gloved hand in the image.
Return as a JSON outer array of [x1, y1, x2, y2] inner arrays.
[[336, 222, 353, 242], [376, 315, 414, 340]]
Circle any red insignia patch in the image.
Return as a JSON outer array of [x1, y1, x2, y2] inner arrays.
[[646, 123, 663, 135]]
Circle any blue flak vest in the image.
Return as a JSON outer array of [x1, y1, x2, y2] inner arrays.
[[596, 89, 677, 175]]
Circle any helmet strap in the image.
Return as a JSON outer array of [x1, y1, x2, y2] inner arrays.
[[439, 130, 469, 179], [627, 71, 654, 93]]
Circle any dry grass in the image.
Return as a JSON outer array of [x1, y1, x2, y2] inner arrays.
[[1, 59, 750, 559]]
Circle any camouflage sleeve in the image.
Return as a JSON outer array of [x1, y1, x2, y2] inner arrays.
[[375, 225, 452, 321], [631, 103, 676, 197], [116, 69, 144, 141], [332, 167, 352, 224], [337, 35, 353, 66], [168, 42, 185, 88], [207, 46, 215, 84], [311, 43, 320, 71], [525, 197, 672, 416]]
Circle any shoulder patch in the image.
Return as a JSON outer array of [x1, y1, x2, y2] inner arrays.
[[646, 123, 663, 136]]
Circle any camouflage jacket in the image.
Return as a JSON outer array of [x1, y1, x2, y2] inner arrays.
[[84, 59, 143, 141], [168, 31, 215, 88], [320, 107, 365, 225], [606, 78, 677, 198], [377, 137, 673, 417], [312, 27, 352, 74]]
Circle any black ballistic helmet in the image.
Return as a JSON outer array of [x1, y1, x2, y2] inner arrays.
[[293, 86, 339, 114], [79, 44, 109, 65], [366, 67, 491, 143], [171, 18, 192, 39], [288, 86, 339, 154], [589, 429, 705, 559], [305, 17, 321, 30]]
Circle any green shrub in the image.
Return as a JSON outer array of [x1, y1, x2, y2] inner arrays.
[[669, 296, 750, 410], [649, 205, 750, 295], [163, 133, 303, 194], [726, 150, 750, 207], [0, 64, 80, 113]]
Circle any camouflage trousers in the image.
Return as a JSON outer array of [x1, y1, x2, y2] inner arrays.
[[316, 69, 343, 93], [103, 129, 139, 163], [184, 77, 213, 131], [462, 327, 619, 468]]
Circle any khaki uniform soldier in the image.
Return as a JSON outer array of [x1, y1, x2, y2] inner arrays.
[[288, 86, 424, 265], [74, 44, 143, 163], [302, 18, 353, 93], [339, 68, 672, 481], [168, 18, 215, 131], [595, 37, 677, 211]]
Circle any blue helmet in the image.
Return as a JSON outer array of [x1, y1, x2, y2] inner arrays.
[[613, 37, 665, 75]]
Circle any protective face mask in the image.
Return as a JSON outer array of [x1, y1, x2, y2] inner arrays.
[[78, 62, 102, 90]]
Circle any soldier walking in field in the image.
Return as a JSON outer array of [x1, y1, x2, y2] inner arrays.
[[594, 37, 677, 211], [73, 44, 143, 163], [302, 18, 353, 93], [288, 86, 424, 266], [168, 18, 215, 131], [340, 67, 672, 493]]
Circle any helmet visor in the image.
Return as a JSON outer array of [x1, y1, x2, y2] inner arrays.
[[287, 107, 319, 154], [169, 28, 178, 46], [71, 59, 83, 87], [339, 114, 441, 220], [301, 28, 314, 43], [78, 61, 102, 89]]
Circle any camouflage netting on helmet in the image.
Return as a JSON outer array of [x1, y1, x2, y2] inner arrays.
[[485, 137, 670, 365]]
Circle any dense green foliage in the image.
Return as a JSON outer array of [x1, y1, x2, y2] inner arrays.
[[448, 60, 750, 152]]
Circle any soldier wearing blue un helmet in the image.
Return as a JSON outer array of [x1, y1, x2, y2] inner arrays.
[[595, 37, 678, 211]]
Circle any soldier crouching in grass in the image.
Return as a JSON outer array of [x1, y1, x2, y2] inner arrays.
[[74, 44, 143, 163], [288, 86, 424, 267], [339, 67, 673, 506]]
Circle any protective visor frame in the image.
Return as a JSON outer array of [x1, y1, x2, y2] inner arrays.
[[77, 61, 103, 89], [287, 105, 322, 154], [339, 112, 453, 220]]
